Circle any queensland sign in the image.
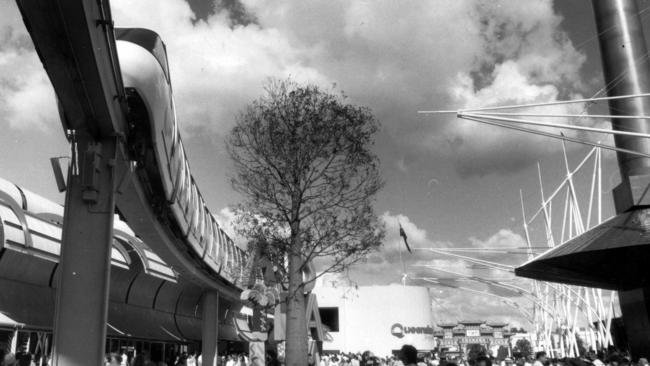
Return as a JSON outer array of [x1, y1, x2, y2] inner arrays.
[[390, 323, 434, 338]]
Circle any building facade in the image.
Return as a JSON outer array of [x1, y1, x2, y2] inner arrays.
[[435, 321, 512, 357], [314, 285, 435, 356]]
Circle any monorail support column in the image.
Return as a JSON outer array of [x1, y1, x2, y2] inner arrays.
[[202, 292, 220, 366], [52, 131, 118, 366], [593, 0, 650, 358]]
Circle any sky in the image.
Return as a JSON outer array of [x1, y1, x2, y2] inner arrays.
[[2, 0, 648, 328]]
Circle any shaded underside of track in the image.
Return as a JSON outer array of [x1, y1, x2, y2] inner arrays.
[[16, 1, 240, 300]]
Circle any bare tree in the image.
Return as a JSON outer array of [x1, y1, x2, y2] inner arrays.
[[227, 78, 384, 366]]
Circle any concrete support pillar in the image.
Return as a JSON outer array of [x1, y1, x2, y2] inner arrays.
[[51, 132, 117, 366], [618, 288, 650, 357], [593, 0, 650, 358], [202, 292, 220, 366]]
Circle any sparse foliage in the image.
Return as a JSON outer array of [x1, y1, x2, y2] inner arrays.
[[227, 78, 385, 366]]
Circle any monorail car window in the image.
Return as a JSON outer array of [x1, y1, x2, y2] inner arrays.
[[0, 203, 26, 246], [235, 246, 244, 276], [171, 101, 179, 146], [171, 162, 183, 200], [182, 162, 192, 212], [227, 238, 235, 269], [210, 221, 219, 259], [188, 184, 199, 233], [196, 202, 205, 243], [242, 247, 248, 265], [220, 229, 229, 265], [175, 160, 188, 211], [204, 212, 214, 254], [169, 141, 184, 196], [232, 243, 239, 271]]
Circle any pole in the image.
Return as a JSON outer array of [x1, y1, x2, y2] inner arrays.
[[51, 132, 117, 365], [202, 292, 220, 366], [593, 0, 650, 357]]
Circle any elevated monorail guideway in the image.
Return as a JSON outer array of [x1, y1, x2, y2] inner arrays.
[[15, 1, 245, 364]]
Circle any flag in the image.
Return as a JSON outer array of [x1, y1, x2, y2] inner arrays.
[[399, 222, 412, 253]]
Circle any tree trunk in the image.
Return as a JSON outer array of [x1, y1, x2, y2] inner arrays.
[[285, 223, 308, 366]]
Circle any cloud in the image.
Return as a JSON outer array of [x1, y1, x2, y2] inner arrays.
[[332, 212, 535, 325], [4, 0, 591, 177], [442, 61, 598, 177], [0, 2, 58, 130], [244, 0, 590, 176], [111, 0, 327, 135], [432, 0, 594, 177]]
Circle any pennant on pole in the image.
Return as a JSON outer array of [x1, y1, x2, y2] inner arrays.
[[398, 222, 412, 253]]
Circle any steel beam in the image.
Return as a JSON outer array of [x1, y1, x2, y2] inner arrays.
[[51, 132, 117, 366], [593, 0, 650, 177]]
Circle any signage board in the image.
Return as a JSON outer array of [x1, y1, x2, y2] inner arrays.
[[466, 329, 480, 337]]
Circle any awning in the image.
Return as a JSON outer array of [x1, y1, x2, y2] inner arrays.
[[0, 312, 25, 329], [515, 208, 650, 290]]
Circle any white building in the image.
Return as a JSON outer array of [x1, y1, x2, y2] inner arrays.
[[314, 285, 436, 356]]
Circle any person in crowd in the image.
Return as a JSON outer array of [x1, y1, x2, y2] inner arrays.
[[265, 349, 279, 366], [174, 353, 188, 366], [607, 354, 623, 366], [330, 355, 341, 366], [120, 350, 128, 366], [515, 354, 529, 366], [15, 346, 32, 366], [399, 345, 418, 366], [586, 351, 605, 366], [534, 353, 547, 366], [186, 352, 196, 366], [352, 355, 361, 366], [341, 355, 351, 366], [105, 353, 122, 366], [475, 356, 492, 366], [2, 353, 17, 366], [321, 355, 330, 366], [638, 358, 649, 366], [362, 351, 375, 366]]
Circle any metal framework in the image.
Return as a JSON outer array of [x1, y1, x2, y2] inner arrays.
[[409, 144, 617, 356]]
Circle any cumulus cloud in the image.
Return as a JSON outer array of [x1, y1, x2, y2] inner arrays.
[[0, 2, 58, 130], [111, 0, 327, 134], [435, 0, 596, 176], [332, 212, 534, 325], [3, 0, 593, 176], [244, 0, 591, 176]]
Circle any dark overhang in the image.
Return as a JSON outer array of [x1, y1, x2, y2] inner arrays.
[[515, 208, 650, 290]]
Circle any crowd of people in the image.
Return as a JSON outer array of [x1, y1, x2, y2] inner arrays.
[[0, 349, 252, 366], [314, 346, 650, 366], [0, 343, 648, 366], [101, 351, 252, 366]]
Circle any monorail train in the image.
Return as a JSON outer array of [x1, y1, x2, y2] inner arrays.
[[113, 28, 247, 289], [0, 176, 245, 345]]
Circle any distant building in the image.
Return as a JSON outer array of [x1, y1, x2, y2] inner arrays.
[[314, 285, 435, 356], [435, 321, 513, 357]]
